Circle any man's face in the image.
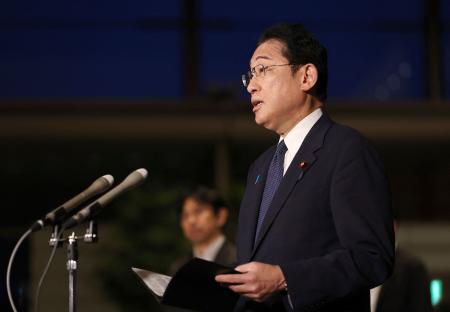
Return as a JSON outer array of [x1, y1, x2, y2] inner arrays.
[[247, 39, 307, 135], [180, 197, 226, 245]]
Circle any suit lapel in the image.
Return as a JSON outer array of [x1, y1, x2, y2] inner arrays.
[[251, 114, 333, 259]]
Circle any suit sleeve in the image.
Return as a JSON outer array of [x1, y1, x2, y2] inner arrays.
[[280, 135, 395, 310]]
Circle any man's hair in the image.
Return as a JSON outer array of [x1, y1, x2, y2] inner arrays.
[[258, 23, 328, 102], [179, 186, 230, 215]]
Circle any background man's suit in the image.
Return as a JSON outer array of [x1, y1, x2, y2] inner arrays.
[[235, 114, 395, 311], [375, 249, 432, 312], [169, 239, 236, 275]]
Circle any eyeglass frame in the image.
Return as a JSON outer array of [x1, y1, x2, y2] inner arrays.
[[241, 63, 297, 87]]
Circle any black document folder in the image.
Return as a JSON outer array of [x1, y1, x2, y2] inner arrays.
[[132, 258, 239, 312]]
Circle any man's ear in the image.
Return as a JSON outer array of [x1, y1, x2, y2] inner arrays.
[[299, 63, 318, 92], [216, 207, 229, 227]]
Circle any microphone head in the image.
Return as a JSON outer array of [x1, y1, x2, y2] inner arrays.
[[136, 168, 148, 179], [63, 168, 149, 229], [120, 168, 148, 189], [101, 174, 114, 186], [92, 174, 115, 190], [94, 168, 148, 207], [38, 173, 115, 229]]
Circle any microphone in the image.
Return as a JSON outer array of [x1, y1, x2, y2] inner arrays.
[[30, 175, 114, 232], [63, 168, 148, 229]]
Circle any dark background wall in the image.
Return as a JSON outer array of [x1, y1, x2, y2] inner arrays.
[[2, 0, 445, 100]]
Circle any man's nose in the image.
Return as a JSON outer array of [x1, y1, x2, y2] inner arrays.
[[246, 76, 259, 94], [185, 214, 197, 225]]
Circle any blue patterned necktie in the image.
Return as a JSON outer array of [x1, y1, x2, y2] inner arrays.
[[255, 140, 287, 243]]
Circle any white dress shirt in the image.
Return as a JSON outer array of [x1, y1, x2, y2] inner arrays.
[[193, 234, 226, 262], [280, 108, 323, 175], [370, 286, 382, 312]]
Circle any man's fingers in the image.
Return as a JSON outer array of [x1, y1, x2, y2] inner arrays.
[[215, 273, 246, 284], [234, 262, 256, 273], [229, 283, 255, 294], [229, 284, 265, 302]]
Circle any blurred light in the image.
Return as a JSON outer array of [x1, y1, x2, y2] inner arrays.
[[430, 279, 443, 306], [375, 85, 390, 101], [386, 74, 401, 90], [398, 62, 412, 78]]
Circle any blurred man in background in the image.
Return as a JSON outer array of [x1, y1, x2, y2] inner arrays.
[[169, 186, 236, 274], [371, 220, 432, 312]]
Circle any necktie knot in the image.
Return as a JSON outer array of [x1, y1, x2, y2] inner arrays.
[[275, 140, 287, 159]]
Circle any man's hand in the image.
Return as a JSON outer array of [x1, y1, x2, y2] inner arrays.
[[215, 262, 286, 302]]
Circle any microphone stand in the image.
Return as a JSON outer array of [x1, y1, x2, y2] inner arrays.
[[49, 224, 63, 247], [67, 232, 78, 312], [48, 220, 98, 312], [84, 220, 98, 243]]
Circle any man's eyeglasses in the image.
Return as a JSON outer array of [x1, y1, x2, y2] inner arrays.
[[241, 63, 295, 87]]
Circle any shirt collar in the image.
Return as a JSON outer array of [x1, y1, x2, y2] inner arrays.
[[193, 234, 226, 262], [280, 108, 323, 153]]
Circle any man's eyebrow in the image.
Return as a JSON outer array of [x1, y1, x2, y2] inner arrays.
[[250, 55, 271, 66]]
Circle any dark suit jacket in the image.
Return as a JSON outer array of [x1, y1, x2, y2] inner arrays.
[[235, 114, 395, 312], [375, 249, 432, 312]]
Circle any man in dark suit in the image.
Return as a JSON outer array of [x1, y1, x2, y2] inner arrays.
[[170, 186, 236, 274], [371, 220, 432, 312], [215, 23, 395, 311], [372, 248, 432, 312]]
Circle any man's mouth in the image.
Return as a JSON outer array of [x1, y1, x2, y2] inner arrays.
[[252, 100, 263, 112]]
